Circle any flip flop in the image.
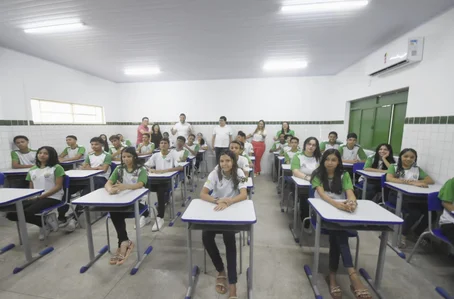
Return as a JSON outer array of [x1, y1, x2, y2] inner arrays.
[[116, 240, 134, 265], [325, 275, 342, 299], [215, 275, 228, 294], [109, 248, 121, 265]]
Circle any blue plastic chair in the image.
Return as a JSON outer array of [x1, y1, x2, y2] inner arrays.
[[0, 172, 4, 187], [407, 192, 453, 262], [353, 162, 365, 191]]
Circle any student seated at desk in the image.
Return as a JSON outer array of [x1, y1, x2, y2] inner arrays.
[[269, 133, 287, 153], [386, 148, 434, 248], [237, 141, 253, 168], [320, 131, 342, 153], [310, 149, 372, 299], [225, 141, 250, 177], [185, 133, 200, 156], [291, 137, 321, 225], [162, 132, 174, 148], [109, 135, 125, 161], [117, 134, 132, 147], [171, 136, 190, 162], [200, 150, 248, 299], [144, 138, 183, 231], [338, 133, 367, 164], [439, 177, 454, 244], [236, 131, 253, 156], [283, 137, 300, 164], [361, 143, 395, 200], [11, 135, 36, 169], [196, 133, 209, 150], [81, 137, 112, 195], [137, 133, 155, 155], [99, 134, 110, 153], [6, 146, 65, 241], [59, 135, 85, 163], [105, 147, 150, 264]]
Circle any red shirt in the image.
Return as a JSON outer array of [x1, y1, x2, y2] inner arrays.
[[136, 124, 149, 145]]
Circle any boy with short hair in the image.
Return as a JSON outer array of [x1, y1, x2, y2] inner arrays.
[[11, 135, 36, 169], [171, 136, 190, 163], [237, 131, 254, 156], [284, 137, 301, 164], [162, 132, 174, 148], [145, 138, 184, 231], [81, 137, 112, 193], [59, 135, 86, 162], [109, 135, 125, 161], [320, 131, 342, 153], [185, 134, 200, 156], [269, 133, 287, 153], [137, 133, 155, 155], [338, 133, 367, 163]]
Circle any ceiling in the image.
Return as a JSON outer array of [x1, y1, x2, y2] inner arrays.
[[0, 0, 453, 83]]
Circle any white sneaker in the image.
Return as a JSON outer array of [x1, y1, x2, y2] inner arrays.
[[64, 218, 77, 233], [46, 214, 59, 232], [152, 217, 164, 232], [134, 216, 151, 229], [39, 226, 50, 241]]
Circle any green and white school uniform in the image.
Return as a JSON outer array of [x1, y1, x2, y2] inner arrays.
[[214, 155, 250, 173], [11, 149, 36, 166], [244, 141, 254, 156], [109, 146, 125, 160], [204, 168, 247, 198], [270, 141, 287, 153], [84, 152, 112, 179], [284, 150, 300, 164], [171, 148, 190, 163], [145, 151, 178, 170], [320, 140, 342, 151], [338, 144, 367, 161], [26, 165, 65, 200], [275, 130, 295, 138], [439, 178, 454, 225], [290, 152, 320, 176], [186, 143, 200, 154], [138, 142, 155, 154], [61, 145, 86, 159], [121, 140, 132, 147], [242, 153, 253, 165], [109, 166, 148, 186], [386, 164, 428, 181], [312, 172, 353, 200], [359, 154, 385, 182]]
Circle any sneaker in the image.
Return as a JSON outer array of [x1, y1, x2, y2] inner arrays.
[[134, 216, 151, 229], [152, 217, 165, 232], [64, 218, 77, 233], [39, 226, 50, 241], [46, 214, 59, 232]]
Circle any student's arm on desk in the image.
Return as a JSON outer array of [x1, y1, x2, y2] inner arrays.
[[363, 168, 387, 173], [12, 161, 33, 169], [386, 173, 434, 187], [105, 178, 144, 194], [314, 185, 353, 212]]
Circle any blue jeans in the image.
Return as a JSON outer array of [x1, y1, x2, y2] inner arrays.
[[328, 230, 354, 272]]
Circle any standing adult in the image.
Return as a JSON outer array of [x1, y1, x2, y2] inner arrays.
[[171, 113, 193, 139], [212, 116, 233, 164], [136, 117, 150, 147], [273, 121, 295, 141], [247, 120, 267, 176], [150, 124, 163, 149]]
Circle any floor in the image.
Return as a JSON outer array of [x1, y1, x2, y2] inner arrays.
[[1, 174, 454, 299]]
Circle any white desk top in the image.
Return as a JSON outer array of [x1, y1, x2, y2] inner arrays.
[[60, 159, 85, 165], [291, 176, 311, 186], [385, 182, 442, 195], [277, 156, 285, 161], [111, 160, 122, 165], [308, 198, 403, 225], [187, 155, 195, 160], [282, 164, 291, 170], [246, 177, 253, 188], [273, 152, 281, 155], [152, 149, 160, 153], [250, 156, 255, 161], [65, 169, 104, 178], [0, 188, 44, 206], [177, 162, 190, 167], [72, 188, 149, 206], [356, 170, 385, 179], [0, 168, 30, 175], [343, 162, 353, 167], [148, 170, 179, 178], [198, 149, 206, 153], [181, 199, 257, 224]]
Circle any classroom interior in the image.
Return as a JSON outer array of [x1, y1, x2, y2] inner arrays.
[[1, 1, 454, 299]]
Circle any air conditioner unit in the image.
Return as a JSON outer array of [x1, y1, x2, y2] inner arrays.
[[366, 37, 425, 77]]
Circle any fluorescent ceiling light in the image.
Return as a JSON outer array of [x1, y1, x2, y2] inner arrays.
[[281, 0, 369, 13], [24, 22, 85, 34], [263, 60, 308, 71], [124, 67, 161, 76]]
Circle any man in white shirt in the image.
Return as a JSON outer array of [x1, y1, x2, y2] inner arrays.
[[171, 113, 193, 140], [212, 116, 233, 164]]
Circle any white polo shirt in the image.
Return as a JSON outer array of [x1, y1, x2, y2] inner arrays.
[[145, 151, 178, 170], [173, 122, 192, 139], [213, 125, 233, 148], [204, 168, 247, 198]]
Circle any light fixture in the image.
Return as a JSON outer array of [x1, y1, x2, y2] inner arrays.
[[124, 67, 161, 76], [263, 60, 308, 71], [281, 0, 369, 13], [24, 21, 85, 34]]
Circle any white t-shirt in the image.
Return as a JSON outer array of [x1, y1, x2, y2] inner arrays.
[[251, 130, 267, 142], [244, 142, 254, 156], [170, 148, 189, 163], [204, 168, 247, 198], [145, 152, 178, 170], [213, 125, 233, 148], [293, 153, 319, 175], [173, 122, 192, 139], [214, 155, 250, 173]]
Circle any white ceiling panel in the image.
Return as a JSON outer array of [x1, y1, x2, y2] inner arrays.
[[0, 0, 453, 82]]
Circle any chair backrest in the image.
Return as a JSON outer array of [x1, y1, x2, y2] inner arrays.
[[353, 162, 365, 173], [381, 174, 386, 188], [428, 192, 443, 212], [309, 185, 315, 198], [0, 172, 4, 187], [63, 175, 70, 203]]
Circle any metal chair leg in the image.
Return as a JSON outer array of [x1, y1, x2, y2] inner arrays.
[[239, 232, 242, 274], [106, 215, 111, 253], [204, 249, 207, 274], [16, 221, 22, 245], [354, 235, 360, 270], [407, 231, 430, 263]]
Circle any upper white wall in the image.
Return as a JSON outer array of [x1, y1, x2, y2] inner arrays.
[[118, 76, 338, 122], [335, 8, 454, 117], [0, 46, 119, 121]]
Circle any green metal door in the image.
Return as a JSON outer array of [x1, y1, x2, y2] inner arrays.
[[349, 110, 362, 138], [372, 105, 392, 147], [358, 108, 376, 149], [390, 103, 407, 153]]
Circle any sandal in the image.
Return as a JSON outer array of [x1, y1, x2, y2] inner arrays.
[[109, 248, 121, 265], [349, 272, 372, 299], [325, 275, 342, 299], [215, 275, 228, 294], [116, 240, 134, 265]]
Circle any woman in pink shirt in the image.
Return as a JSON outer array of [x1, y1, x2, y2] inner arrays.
[[136, 117, 150, 147]]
